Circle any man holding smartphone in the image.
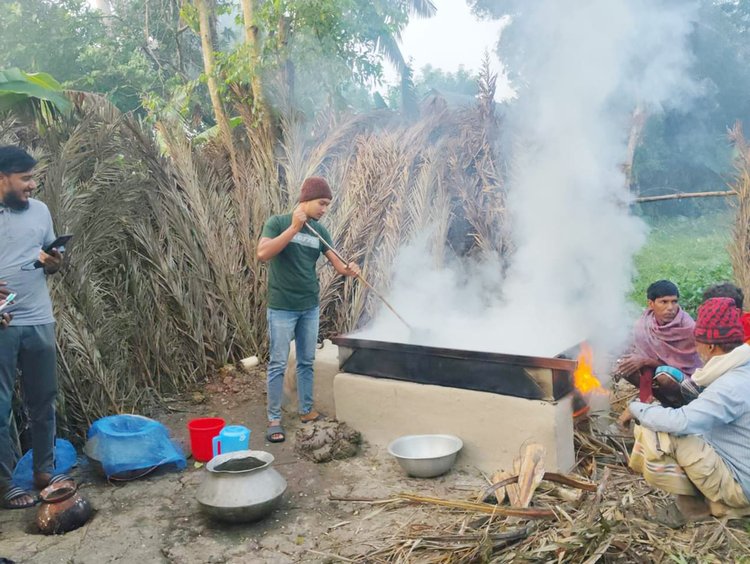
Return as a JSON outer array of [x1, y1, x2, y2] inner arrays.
[[0, 298, 11, 328], [0, 146, 64, 509], [257, 177, 359, 443]]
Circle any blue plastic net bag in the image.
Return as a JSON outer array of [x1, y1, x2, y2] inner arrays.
[[12, 438, 78, 490], [86, 414, 186, 479]]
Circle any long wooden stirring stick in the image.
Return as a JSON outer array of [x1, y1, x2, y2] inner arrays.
[[303, 222, 413, 331]]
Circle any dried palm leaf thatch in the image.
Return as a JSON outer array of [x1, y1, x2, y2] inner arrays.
[[18, 93, 271, 433], [7, 87, 509, 431], [728, 122, 750, 298], [314, 103, 507, 336]]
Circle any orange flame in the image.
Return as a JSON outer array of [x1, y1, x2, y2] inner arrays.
[[573, 343, 606, 396]]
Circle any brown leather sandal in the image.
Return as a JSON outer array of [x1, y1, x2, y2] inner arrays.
[[300, 411, 323, 423]]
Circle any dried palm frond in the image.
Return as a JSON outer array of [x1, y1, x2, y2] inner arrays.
[[8, 86, 511, 433], [728, 122, 750, 298]]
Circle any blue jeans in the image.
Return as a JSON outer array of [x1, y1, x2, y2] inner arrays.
[[266, 307, 319, 422], [0, 323, 57, 488]]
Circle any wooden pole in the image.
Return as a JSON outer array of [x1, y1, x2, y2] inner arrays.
[[634, 190, 737, 203]]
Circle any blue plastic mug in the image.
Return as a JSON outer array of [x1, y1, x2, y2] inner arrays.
[[212, 425, 251, 457]]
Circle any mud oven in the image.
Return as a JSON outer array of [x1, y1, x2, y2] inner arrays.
[[324, 337, 580, 474]]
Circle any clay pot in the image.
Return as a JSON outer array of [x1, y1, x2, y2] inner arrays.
[[36, 481, 93, 535], [196, 450, 286, 523]]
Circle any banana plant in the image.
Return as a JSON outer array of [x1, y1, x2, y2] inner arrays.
[[0, 68, 71, 126]]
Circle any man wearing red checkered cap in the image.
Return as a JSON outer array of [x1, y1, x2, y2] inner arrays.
[[625, 297, 750, 526]]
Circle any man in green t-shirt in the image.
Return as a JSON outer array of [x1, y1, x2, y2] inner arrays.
[[257, 177, 359, 443]]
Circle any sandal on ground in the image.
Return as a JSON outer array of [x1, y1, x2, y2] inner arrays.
[[35, 473, 75, 490], [266, 425, 286, 443], [300, 411, 324, 423], [47, 474, 75, 486], [2, 487, 38, 510]]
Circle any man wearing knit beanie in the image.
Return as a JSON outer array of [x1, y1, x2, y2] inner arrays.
[[624, 297, 750, 526], [701, 282, 750, 343], [257, 177, 359, 443]]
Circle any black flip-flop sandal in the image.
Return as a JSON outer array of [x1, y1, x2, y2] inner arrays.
[[47, 474, 75, 486], [266, 425, 286, 443], [2, 487, 38, 510]]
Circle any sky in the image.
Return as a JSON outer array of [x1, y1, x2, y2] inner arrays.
[[383, 1, 513, 99]]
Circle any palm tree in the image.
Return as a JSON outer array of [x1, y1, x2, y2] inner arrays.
[[365, 0, 436, 113], [370, 0, 437, 79]]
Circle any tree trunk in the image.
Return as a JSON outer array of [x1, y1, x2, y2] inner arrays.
[[92, 0, 112, 16], [240, 0, 271, 133], [194, 0, 239, 182], [240, 0, 262, 103], [92, 0, 113, 32], [277, 14, 294, 108]]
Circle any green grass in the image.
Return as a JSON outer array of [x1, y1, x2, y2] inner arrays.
[[631, 212, 735, 317]]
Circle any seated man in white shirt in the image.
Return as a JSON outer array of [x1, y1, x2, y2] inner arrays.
[[621, 297, 750, 526]]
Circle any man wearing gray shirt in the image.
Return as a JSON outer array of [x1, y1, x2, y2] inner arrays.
[[0, 146, 64, 509]]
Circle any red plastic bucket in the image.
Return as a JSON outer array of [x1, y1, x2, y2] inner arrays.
[[187, 417, 225, 462]]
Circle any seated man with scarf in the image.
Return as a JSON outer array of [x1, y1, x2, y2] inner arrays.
[[615, 280, 701, 408], [624, 297, 750, 525]]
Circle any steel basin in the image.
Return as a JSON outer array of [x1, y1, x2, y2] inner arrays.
[[387, 434, 463, 478]]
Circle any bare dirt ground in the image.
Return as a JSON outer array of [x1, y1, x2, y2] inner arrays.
[[0, 367, 487, 564], [1, 369, 749, 563]]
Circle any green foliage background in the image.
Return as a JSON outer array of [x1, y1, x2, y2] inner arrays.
[[631, 210, 735, 317]]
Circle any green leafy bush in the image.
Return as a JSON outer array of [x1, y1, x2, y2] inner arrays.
[[631, 212, 735, 317]]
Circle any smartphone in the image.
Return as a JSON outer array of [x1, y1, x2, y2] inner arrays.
[[33, 234, 73, 269], [0, 292, 16, 314]]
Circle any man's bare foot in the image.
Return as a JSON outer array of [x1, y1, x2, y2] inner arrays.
[[617, 408, 633, 427], [653, 495, 712, 528], [675, 494, 711, 520], [604, 421, 633, 439], [33, 472, 52, 490]]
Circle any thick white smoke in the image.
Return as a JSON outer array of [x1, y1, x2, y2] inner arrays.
[[356, 1, 701, 361]]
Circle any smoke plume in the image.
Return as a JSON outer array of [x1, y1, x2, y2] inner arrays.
[[357, 1, 701, 363]]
